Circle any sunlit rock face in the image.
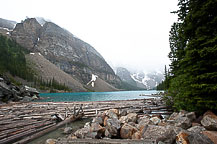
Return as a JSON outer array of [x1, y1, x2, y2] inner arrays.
[[10, 18, 121, 88]]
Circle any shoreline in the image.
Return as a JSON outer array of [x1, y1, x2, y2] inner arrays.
[[0, 98, 171, 143]]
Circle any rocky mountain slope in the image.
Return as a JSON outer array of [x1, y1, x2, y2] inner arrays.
[[116, 67, 164, 90], [0, 17, 121, 92], [26, 53, 86, 92], [0, 18, 16, 30], [86, 74, 118, 92], [11, 18, 121, 88]]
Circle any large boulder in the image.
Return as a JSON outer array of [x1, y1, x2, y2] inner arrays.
[[119, 109, 128, 116], [132, 131, 142, 140], [176, 131, 214, 144], [74, 127, 91, 139], [90, 122, 103, 132], [120, 123, 138, 139], [150, 116, 161, 125], [141, 125, 176, 144], [90, 122, 105, 138], [104, 109, 119, 119], [202, 131, 217, 144], [174, 116, 192, 129], [187, 126, 206, 133], [92, 116, 103, 125], [188, 133, 214, 144], [201, 111, 217, 130], [186, 112, 196, 122], [124, 113, 138, 123], [137, 116, 153, 131], [105, 118, 121, 137], [176, 132, 189, 144], [119, 116, 128, 124]]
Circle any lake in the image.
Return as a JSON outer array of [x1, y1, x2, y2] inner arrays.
[[37, 90, 162, 102]]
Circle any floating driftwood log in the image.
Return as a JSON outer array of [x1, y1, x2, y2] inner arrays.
[[15, 113, 84, 144], [0, 104, 84, 144]]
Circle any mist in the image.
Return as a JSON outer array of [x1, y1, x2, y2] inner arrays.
[[0, 0, 178, 73]]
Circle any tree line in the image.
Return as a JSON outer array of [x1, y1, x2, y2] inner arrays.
[[157, 0, 217, 113]]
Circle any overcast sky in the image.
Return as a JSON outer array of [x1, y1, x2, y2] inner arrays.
[[0, 0, 178, 73]]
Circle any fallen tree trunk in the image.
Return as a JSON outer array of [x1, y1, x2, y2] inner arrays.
[[14, 113, 84, 144]]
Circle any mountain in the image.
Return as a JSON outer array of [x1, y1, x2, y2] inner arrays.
[[0, 17, 121, 92], [0, 18, 16, 30], [86, 74, 118, 92], [116, 67, 137, 87], [26, 53, 86, 92], [116, 67, 164, 90], [131, 71, 164, 89]]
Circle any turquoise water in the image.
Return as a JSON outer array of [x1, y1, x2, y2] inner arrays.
[[37, 90, 162, 102]]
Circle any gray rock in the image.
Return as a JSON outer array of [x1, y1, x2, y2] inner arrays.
[[141, 125, 176, 144], [74, 127, 90, 139], [125, 113, 138, 123], [90, 122, 103, 132], [119, 116, 128, 124], [45, 138, 57, 144], [137, 116, 153, 131], [84, 122, 91, 129], [119, 109, 128, 116], [22, 96, 33, 102], [105, 118, 121, 137], [32, 95, 38, 100], [188, 133, 214, 144], [104, 109, 119, 119], [64, 127, 73, 134], [175, 116, 191, 129], [120, 123, 138, 139], [187, 126, 206, 133], [168, 112, 179, 120], [21, 85, 39, 95], [137, 115, 150, 123], [104, 129, 111, 138], [186, 112, 196, 122], [202, 131, 217, 144], [92, 116, 103, 125], [150, 116, 161, 125], [201, 111, 217, 130]]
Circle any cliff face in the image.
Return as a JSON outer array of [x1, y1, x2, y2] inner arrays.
[[11, 18, 42, 51], [26, 53, 87, 92], [10, 18, 121, 89], [116, 67, 137, 86]]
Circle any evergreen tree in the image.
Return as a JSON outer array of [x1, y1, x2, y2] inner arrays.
[[168, 0, 217, 113]]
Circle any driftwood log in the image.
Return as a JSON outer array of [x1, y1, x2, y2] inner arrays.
[[0, 98, 171, 143], [14, 113, 84, 144]]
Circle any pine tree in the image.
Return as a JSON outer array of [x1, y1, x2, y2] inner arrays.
[[168, 0, 217, 113]]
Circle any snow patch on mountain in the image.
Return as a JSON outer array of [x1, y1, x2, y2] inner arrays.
[[87, 74, 98, 87], [131, 71, 164, 90]]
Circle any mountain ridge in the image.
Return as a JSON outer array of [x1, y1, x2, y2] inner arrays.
[[0, 17, 121, 92], [115, 67, 164, 90]]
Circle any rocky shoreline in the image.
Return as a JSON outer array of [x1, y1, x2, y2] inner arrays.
[[0, 75, 40, 103], [46, 104, 217, 144], [0, 90, 217, 144]]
